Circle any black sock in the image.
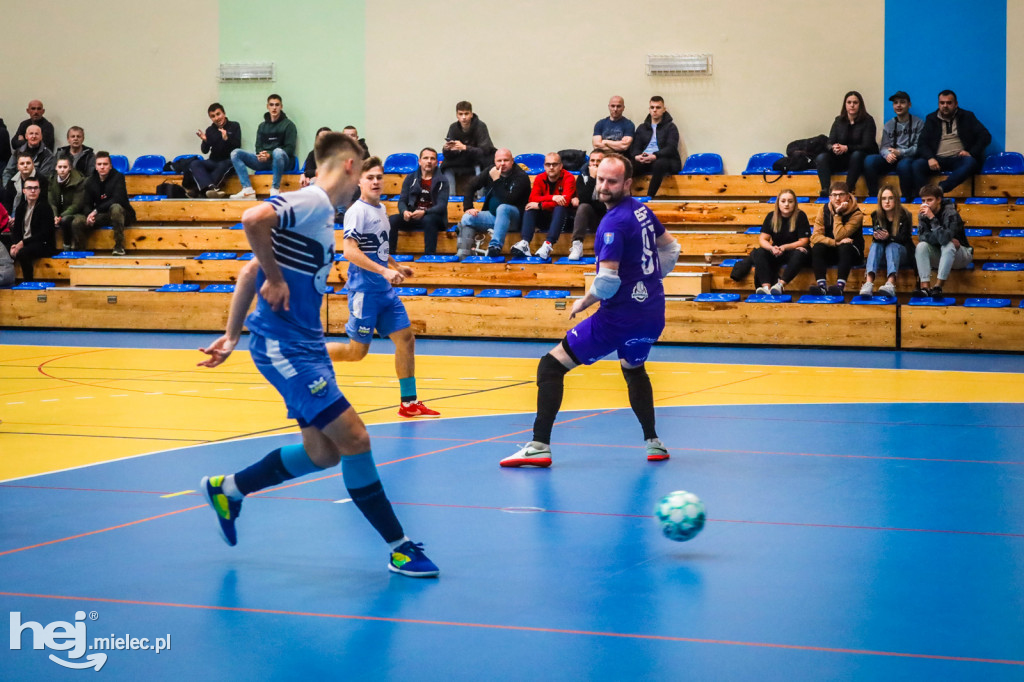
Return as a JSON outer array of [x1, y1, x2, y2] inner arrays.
[[622, 364, 658, 440], [533, 353, 571, 444], [234, 448, 291, 496], [347, 480, 404, 544]]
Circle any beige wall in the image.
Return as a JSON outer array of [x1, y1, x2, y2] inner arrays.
[[1, 0, 218, 163], [365, 0, 886, 173], [1007, 2, 1023, 154]]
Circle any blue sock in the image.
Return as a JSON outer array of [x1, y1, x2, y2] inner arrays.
[[234, 444, 322, 496], [399, 377, 417, 403], [343, 451, 404, 543]]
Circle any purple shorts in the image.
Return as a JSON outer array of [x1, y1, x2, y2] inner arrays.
[[565, 309, 665, 366]]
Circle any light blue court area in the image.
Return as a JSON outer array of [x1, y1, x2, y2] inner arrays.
[[2, 403, 1023, 679]]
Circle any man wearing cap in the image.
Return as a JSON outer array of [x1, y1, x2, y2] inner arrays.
[[863, 91, 923, 199]]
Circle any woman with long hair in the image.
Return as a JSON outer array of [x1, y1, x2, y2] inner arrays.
[[750, 188, 811, 296], [860, 186, 914, 297], [814, 91, 878, 196]]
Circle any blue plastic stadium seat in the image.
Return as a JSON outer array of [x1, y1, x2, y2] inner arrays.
[[415, 255, 459, 263], [109, 155, 130, 174], [12, 281, 55, 290], [514, 153, 545, 175], [130, 195, 166, 202], [743, 153, 783, 175], [1017, 199, 1024, 206], [333, 253, 347, 262], [851, 295, 896, 305], [127, 154, 166, 175], [907, 296, 955, 306], [168, 154, 202, 173], [508, 256, 549, 265], [964, 197, 1007, 205], [862, 227, 874, 235], [383, 153, 417, 174], [478, 288, 523, 298], [395, 287, 427, 296], [964, 298, 1011, 308], [555, 256, 596, 265], [767, 196, 810, 203], [694, 293, 740, 302], [156, 283, 200, 293], [999, 229, 1024, 238], [861, 197, 878, 204], [462, 256, 505, 263], [981, 152, 1024, 175], [51, 251, 94, 259], [965, 229, 992, 237], [524, 289, 570, 299], [681, 153, 723, 175], [429, 288, 474, 297], [238, 253, 255, 261], [718, 258, 740, 267], [798, 295, 844, 304], [200, 284, 235, 293], [982, 262, 1024, 271], [745, 294, 792, 303], [393, 254, 414, 262], [230, 222, 244, 230], [744, 227, 761, 235], [194, 252, 237, 261]]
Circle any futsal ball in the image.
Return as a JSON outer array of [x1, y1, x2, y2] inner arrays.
[[655, 490, 706, 542]]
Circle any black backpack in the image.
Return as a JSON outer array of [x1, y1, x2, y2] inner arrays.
[[558, 149, 587, 172], [772, 135, 828, 174]]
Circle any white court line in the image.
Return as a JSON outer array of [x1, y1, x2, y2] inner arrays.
[[334, 498, 352, 504]]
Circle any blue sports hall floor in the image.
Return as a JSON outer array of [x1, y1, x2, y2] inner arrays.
[[2, 330, 1023, 680]]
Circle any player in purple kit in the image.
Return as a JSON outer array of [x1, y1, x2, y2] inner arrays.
[[196, 132, 438, 577], [500, 153, 680, 468]]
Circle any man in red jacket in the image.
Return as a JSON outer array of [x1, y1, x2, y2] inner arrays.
[[510, 152, 576, 260]]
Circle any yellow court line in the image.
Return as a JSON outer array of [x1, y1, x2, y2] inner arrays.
[[2, 344, 1024, 481]]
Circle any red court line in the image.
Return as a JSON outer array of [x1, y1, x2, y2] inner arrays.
[[0, 591, 1020, 666]]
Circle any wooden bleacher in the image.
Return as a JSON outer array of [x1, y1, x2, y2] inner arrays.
[[4, 171, 1024, 351]]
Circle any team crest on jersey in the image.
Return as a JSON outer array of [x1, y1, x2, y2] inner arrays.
[[307, 376, 328, 397], [604, 232, 615, 245], [376, 242, 390, 261], [631, 281, 649, 302], [358, 326, 372, 336]]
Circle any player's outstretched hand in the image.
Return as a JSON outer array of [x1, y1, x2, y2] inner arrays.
[[398, 265, 414, 278], [198, 335, 237, 368], [383, 268, 405, 286], [261, 278, 290, 312], [569, 297, 587, 319]]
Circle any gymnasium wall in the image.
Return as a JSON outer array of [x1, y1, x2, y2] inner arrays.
[[1, 1, 1016, 168]]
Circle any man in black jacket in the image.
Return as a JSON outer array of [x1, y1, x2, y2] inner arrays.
[[455, 148, 529, 258], [55, 126, 96, 178], [190, 103, 242, 198], [629, 96, 682, 198], [441, 101, 496, 193], [12, 100, 55, 152], [913, 184, 972, 298], [389, 148, 449, 256], [567, 150, 606, 260], [3, 125, 55, 185], [0, 119, 10, 169], [84, 152, 136, 256], [912, 90, 991, 195]]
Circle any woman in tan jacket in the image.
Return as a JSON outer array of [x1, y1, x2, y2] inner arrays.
[[809, 181, 864, 296]]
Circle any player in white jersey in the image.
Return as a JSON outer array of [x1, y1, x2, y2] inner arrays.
[[326, 157, 440, 419], [196, 133, 438, 577]]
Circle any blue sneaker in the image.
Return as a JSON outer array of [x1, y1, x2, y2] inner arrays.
[[200, 475, 242, 546], [388, 541, 439, 578]]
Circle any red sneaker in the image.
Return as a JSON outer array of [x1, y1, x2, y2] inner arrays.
[[398, 401, 440, 418]]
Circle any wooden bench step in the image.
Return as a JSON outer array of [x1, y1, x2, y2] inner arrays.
[[69, 264, 184, 287]]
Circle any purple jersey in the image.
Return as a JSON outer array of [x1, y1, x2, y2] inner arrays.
[[593, 196, 666, 324]]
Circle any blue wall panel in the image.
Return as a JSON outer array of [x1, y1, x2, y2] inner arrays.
[[885, 0, 1005, 153]]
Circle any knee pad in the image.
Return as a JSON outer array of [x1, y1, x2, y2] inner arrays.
[[621, 363, 649, 383], [538, 352, 571, 384]]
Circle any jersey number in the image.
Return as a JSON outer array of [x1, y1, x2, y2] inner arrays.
[[641, 224, 655, 275]]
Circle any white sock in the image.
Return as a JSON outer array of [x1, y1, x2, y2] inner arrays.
[[388, 535, 410, 551], [221, 474, 243, 500]]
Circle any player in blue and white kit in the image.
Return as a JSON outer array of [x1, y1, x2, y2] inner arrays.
[[325, 157, 440, 419], [500, 153, 681, 468], [196, 133, 438, 577]]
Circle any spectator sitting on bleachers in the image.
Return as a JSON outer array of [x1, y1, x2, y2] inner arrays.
[[750, 188, 810, 296], [342, 126, 370, 159], [441, 101, 496, 193], [10, 177, 56, 281], [913, 183, 972, 299], [389, 147, 449, 257], [568, 150, 605, 261], [3, 125, 56, 186], [55, 127, 96, 178], [301, 127, 332, 187], [229, 93, 297, 199], [13, 100, 55, 152], [511, 152, 576, 260], [456, 148, 530, 258], [863, 91, 922, 199], [0, 201, 11, 253], [0, 119, 11, 169], [629, 96, 681, 198], [0, 236, 13, 288], [860, 187, 913, 298], [809, 181, 864, 296], [84, 152, 136, 256], [191, 103, 241, 198], [3, 153, 47, 215], [814, 91, 878, 197], [49, 155, 87, 250], [911, 90, 991, 196], [592, 96, 635, 155]]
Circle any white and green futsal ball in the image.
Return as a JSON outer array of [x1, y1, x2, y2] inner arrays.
[[655, 490, 706, 542]]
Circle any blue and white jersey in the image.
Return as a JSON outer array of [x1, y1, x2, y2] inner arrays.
[[343, 199, 391, 293], [246, 185, 335, 342]]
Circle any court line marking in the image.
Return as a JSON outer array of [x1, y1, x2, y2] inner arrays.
[[0, 591, 1020, 667]]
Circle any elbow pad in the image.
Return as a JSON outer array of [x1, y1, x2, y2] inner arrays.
[[658, 240, 681, 278], [590, 268, 621, 300]]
